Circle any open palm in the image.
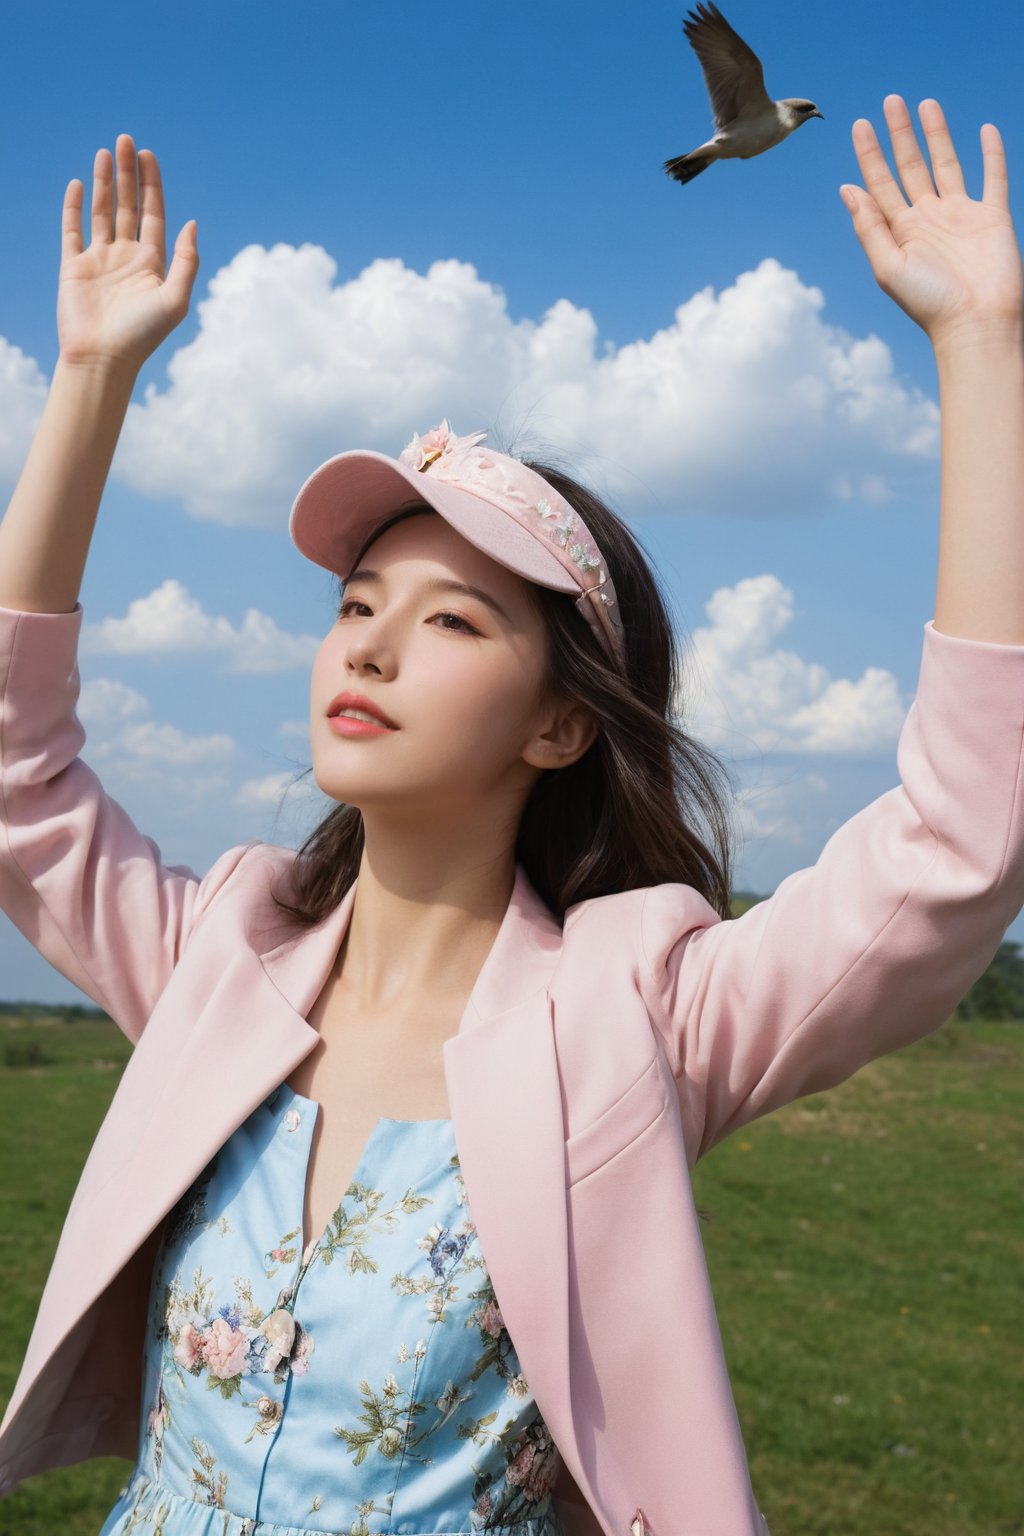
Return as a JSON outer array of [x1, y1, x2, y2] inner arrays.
[[57, 134, 199, 371], [843, 96, 1023, 347]]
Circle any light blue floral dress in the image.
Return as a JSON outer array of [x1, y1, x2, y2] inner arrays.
[[99, 1081, 566, 1536]]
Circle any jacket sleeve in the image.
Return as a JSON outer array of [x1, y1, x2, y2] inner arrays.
[[0, 600, 256, 1042], [638, 618, 1024, 1162]]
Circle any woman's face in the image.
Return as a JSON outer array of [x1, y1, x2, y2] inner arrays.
[[310, 510, 595, 821]]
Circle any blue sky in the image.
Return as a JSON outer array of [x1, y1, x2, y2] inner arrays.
[[2, 0, 1022, 1002]]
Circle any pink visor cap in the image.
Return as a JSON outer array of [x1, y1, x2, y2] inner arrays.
[[288, 420, 625, 667]]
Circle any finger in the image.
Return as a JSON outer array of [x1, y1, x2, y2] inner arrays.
[[839, 183, 903, 293], [61, 177, 83, 263], [917, 98, 966, 198], [137, 149, 167, 267], [113, 133, 139, 243], [90, 147, 113, 245], [851, 116, 908, 222], [883, 94, 936, 203], [162, 220, 200, 319], [980, 122, 1010, 211]]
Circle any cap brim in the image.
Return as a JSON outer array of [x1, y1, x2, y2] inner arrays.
[[288, 450, 579, 595]]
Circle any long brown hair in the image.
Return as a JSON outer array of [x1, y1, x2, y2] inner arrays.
[[268, 455, 738, 926]]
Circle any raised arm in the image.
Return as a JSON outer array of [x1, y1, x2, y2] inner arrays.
[[840, 95, 1024, 643], [0, 134, 199, 613], [640, 615, 1024, 1161], [641, 99, 1024, 1161], [0, 137, 250, 1039]]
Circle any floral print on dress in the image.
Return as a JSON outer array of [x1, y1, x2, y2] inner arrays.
[[98, 1088, 564, 1536]]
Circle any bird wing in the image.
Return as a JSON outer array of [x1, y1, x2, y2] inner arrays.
[[682, 2, 773, 129]]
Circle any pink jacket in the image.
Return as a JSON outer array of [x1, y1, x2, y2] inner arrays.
[[1, 598, 1023, 1536]]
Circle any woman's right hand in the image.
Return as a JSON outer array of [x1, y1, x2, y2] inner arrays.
[[57, 133, 199, 374]]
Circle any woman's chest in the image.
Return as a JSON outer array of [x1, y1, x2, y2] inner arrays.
[[285, 972, 459, 1254]]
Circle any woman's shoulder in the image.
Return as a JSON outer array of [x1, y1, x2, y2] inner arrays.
[[203, 836, 296, 886], [185, 837, 300, 933], [562, 878, 722, 954]]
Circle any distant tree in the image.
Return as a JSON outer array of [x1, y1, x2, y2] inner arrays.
[[955, 940, 1024, 1021], [0, 1000, 111, 1021]]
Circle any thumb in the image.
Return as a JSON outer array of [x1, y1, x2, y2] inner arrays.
[[163, 219, 200, 317]]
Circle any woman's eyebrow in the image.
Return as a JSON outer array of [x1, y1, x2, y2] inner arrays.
[[344, 567, 512, 624]]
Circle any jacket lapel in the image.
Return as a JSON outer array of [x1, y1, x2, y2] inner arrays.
[[440, 869, 604, 1531]]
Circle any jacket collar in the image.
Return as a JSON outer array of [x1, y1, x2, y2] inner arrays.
[[256, 859, 564, 1031]]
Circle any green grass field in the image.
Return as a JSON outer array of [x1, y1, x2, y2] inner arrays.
[[0, 1009, 1020, 1536]]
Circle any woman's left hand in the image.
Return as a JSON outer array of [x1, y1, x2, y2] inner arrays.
[[841, 95, 1023, 350]]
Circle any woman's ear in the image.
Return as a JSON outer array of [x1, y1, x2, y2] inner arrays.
[[522, 694, 598, 772]]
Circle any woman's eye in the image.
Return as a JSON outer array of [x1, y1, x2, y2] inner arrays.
[[337, 599, 476, 634], [434, 611, 477, 633]]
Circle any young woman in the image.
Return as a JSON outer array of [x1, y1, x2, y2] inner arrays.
[[0, 97, 1022, 1536]]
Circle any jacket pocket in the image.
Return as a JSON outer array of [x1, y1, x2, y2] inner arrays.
[[565, 1054, 670, 1187]]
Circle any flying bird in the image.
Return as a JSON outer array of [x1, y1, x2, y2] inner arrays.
[[664, 2, 822, 186]]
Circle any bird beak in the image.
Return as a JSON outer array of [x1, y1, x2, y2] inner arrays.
[[811, 109, 824, 120]]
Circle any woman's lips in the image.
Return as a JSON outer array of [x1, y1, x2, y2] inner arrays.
[[327, 715, 398, 737]]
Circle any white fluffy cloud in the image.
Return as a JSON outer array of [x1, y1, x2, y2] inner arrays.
[[0, 337, 49, 483], [680, 574, 907, 755], [731, 775, 823, 849], [116, 721, 236, 766], [236, 770, 322, 810], [77, 676, 236, 767], [80, 578, 320, 673], [235, 768, 330, 851], [82, 246, 937, 527], [75, 676, 149, 729]]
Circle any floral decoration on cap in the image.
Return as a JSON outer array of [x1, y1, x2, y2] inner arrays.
[[399, 419, 486, 473], [397, 420, 625, 667]]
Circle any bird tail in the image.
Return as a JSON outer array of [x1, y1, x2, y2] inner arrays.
[[663, 149, 714, 185]]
